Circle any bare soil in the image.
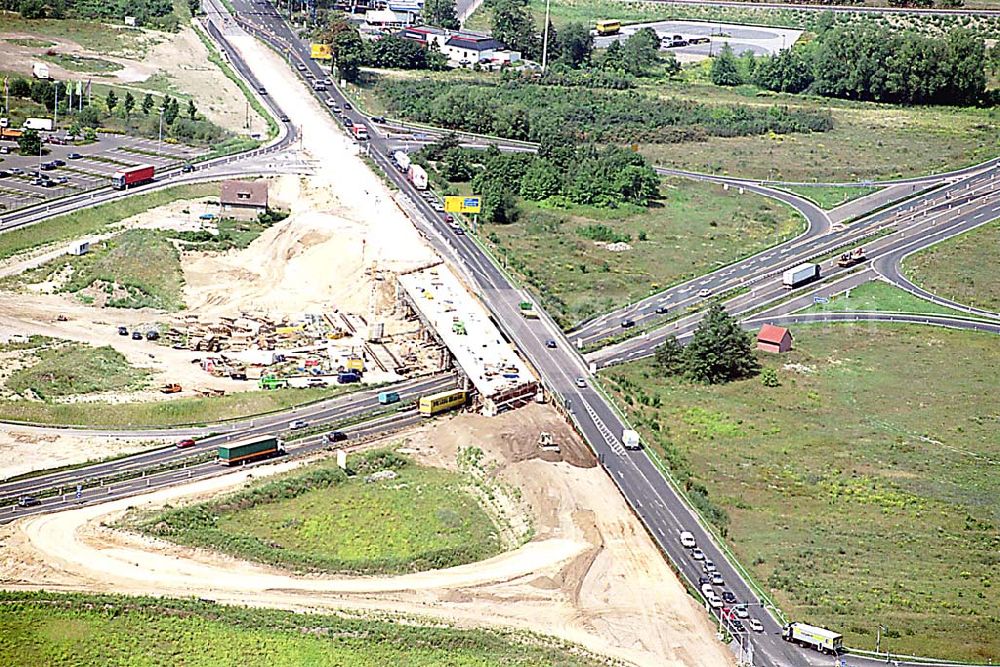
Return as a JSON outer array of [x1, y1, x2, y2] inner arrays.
[[0, 404, 733, 667]]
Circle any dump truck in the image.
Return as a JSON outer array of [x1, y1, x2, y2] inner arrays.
[[111, 164, 155, 190], [519, 301, 538, 319], [408, 164, 428, 190], [836, 247, 867, 268], [378, 391, 400, 405], [782, 623, 843, 655], [622, 429, 641, 450], [782, 262, 820, 288], [217, 436, 284, 466]]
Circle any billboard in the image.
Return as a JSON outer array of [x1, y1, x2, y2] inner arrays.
[[310, 43, 332, 60], [444, 196, 482, 214]]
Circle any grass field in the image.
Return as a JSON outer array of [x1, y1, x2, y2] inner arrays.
[[800, 280, 975, 317], [5, 341, 149, 399], [779, 185, 879, 210], [38, 52, 123, 73], [481, 176, 803, 327], [902, 220, 1000, 313], [0, 13, 146, 55], [0, 385, 351, 427], [130, 451, 502, 574], [0, 183, 217, 262], [0, 592, 604, 666], [602, 324, 1000, 661]]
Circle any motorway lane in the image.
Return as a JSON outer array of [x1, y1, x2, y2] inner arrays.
[[575, 164, 1000, 349], [0, 374, 456, 502]]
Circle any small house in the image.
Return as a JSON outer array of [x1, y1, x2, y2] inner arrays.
[[756, 324, 793, 353], [67, 240, 90, 256], [220, 180, 268, 220]]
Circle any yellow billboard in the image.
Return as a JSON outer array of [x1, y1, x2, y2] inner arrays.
[[310, 43, 332, 60], [444, 196, 482, 214]]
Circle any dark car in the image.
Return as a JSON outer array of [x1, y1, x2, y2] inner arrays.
[[145, 330, 159, 341], [621, 319, 636, 329], [18, 496, 41, 507], [721, 591, 737, 604], [343, 102, 352, 110], [698, 576, 711, 586], [118, 326, 128, 336], [131, 331, 143, 340], [343, 118, 353, 128], [40, 163, 55, 171], [53, 159, 66, 166], [545, 339, 557, 349], [371, 116, 386, 124], [655, 305, 669, 314], [325, 431, 348, 443], [258, 85, 267, 94], [730, 620, 746, 633], [175, 439, 196, 449], [279, 114, 290, 122], [181, 163, 194, 173]]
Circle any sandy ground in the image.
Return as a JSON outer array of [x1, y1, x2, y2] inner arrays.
[[0, 404, 733, 667], [0, 27, 263, 134], [0, 427, 166, 480]]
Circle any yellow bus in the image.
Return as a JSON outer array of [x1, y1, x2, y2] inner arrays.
[[595, 20, 621, 36], [419, 389, 467, 417]]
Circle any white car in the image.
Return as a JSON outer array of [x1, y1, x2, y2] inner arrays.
[[707, 595, 723, 609], [711, 572, 724, 585], [575, 377, 587, 388], [749, 618, 764, 633], [325, 98, 336, 107], [289, 419, 309, 430], [702, 559, 717, 573], [691, 548, 705, 561], [698, 288, 711, 298], [700, 583, 715, 599], [735, 605, 750, 619], [679, 531, 697, 549]]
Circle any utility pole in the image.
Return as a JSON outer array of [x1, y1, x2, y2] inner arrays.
[[540, 0, 551, 73], [53, 81, 59, 127]]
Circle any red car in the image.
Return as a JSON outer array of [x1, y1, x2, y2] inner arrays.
[[175, 439, 196, 449]]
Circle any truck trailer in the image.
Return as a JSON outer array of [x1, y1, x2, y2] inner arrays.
[[24, 117, 53, 131], [782, 262, 820, 288], [782, 623, 843, 654], [111, 164, 155, 190], [408, 164, 428, 190], [217, 436, 284, 466], [622, 429, 641, 450]]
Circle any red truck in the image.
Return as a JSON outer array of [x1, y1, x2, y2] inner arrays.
[[111, 164, 155, 190], [352, 124, 369, 141]]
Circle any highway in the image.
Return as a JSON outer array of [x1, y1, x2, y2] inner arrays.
[[633, 0, 1000, 17]]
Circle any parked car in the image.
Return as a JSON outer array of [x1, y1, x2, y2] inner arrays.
[[258, 85, 267, 94], [691, 548, 705, 560], [55, 176, 69, 184], [181, 163, 194, 173], [175, 439, 196, 449], [707, 595, 723, 609], [53, 159, 65, 166], [117, 326, 128, 336], [10, 167, 24, 174], [131, 331, 143, 340], [67, 152, 83, 159], [679, 531, 696, 548], [697, 576, 711, 586], [289, 419, 309, 430], [145, 330, 159, 341], [371, 116, 386, 124]]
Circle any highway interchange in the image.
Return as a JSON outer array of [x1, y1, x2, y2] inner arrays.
[[1, 2, 997, 665]]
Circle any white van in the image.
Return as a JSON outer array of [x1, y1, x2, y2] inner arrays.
[[679, 531, 697, 549]]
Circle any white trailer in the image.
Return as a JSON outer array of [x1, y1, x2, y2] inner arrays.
[[782, 623, 843, 654], [408, 163, 428, 190], [32, 62, 50, 79], [393, 150, 411, 172], [782, 262, 820, 288], [622, 429, 641, 450], [24, 117, 54, 132]]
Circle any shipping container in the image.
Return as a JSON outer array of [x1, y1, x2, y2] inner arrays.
[[408, 164, 428, 190], [111, 164, 155, 190]]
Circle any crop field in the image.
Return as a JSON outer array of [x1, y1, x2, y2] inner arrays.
[[483, 177, 802, 327], [0, 384, 350, 427], [5, 341, 149, 399], [0, 592, 604, 666], [778, 185, 879, 210], [129, 451, 502, 574], [602, 324, 1000, 660], [0, 183, 217, 262], [800, 280, 973, 317], [902, 220, 1000, 313]]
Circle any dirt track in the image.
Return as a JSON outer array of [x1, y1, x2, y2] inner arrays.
[[0, 404, 734, 667]]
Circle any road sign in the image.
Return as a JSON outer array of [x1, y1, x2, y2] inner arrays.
[[75, 484, 82, 500], [444, 196, 482, 214], [309, 43, 332, 60], [813, 296, 829, 304]]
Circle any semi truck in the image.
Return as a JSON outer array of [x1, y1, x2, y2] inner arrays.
[[24, 117, 53, 131], [32, 62, 50, 79], [782, 262, 820, 288], [352, 124, 368, 140], [393, 150, 411, 173], [622, 429, 641, 450], [782, 623, 843, 655], [408, 163, 428, 190], [111, 164, 155, 190], [217, 436, 284, 466]]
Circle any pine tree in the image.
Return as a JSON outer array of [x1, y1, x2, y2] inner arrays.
[[653, 335, 685, 376], [683, 302, 760, 384], [105, 89, 118, 113], [710, 43, 744, 86]]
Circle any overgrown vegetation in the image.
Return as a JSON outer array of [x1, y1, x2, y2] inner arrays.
[[801, 280, 977, 317], [127, 450, 503, 574], [2, 0, 184, 28], [778, 185, 879, 210], [5, 341, 150, 399], [0, 591, 605, 666], [653, 302, 760, 384], [604, 325, 1000, 660], [902, 221, 1000, 312]]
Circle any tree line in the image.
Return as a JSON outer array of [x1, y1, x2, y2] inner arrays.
[[7, 0, 181, 28], [713, 26, 988, 106]]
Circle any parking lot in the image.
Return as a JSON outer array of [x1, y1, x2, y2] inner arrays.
[[0, 133, 206, 212], [595, 20, 803, 59]]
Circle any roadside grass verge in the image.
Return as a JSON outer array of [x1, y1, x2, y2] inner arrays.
[[0, 591, 606, 666], [601, 324, 1000, 661], [0, 182, 217, 262], [481, 177, 803, 328], [901, 220, 1000, 313], [0, 385, 350, 428], [6, 341, 150, 399], [799, 280, 977, 318], [126, 450, 503, 575], [777, 185, 879, 210]]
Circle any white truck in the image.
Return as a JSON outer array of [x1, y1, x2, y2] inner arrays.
[[782, 262, 820, 288], [24, 117, 54, 131], [622, 429, 641, 450], [32, 62, 50, 79], [393, 150, 411, 173], [782, 623, 843, 655], [408, 163, 428, 190]]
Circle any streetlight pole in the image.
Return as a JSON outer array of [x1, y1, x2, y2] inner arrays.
[[540, 0, 551, 73]]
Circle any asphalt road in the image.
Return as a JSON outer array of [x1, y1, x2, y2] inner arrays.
[[634, 0, 1000, 17]]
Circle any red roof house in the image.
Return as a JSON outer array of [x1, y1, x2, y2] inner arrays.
[[757, 324, 793, 353]]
